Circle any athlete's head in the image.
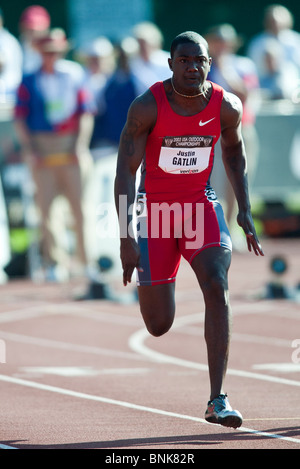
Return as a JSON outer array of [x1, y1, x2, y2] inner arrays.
[[170, 31, 209, 58], [168, 31, 211, 93]]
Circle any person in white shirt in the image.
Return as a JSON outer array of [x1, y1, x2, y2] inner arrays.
[[129, 22, 171, 95], [247, 4, 300, 99], [0, 8, 23, 102]]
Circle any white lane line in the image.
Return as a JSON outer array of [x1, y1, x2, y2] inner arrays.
[[0, 302, 142, 326], [154, 309, 298, 351], [1, 313, 298, 386], [253, 363, 300, 373], [0, 304, 56, 323], [0, 374, 299, 445], [176, 324, 293, 348], [128, 317, 300, 388], [71, 309, 143, 327], [0, 331, 149, 362], [0, 297, 298, 327], [16, 366, 150, 377]]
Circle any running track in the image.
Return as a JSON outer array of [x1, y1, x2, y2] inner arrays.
[[0, 238, 300, 451]]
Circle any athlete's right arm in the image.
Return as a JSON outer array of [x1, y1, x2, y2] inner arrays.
[[114, 91, 157, 286]]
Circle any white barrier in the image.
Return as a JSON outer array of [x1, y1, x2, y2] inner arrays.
[[252, 101, 300, 202], [84, 152, 122, 280]]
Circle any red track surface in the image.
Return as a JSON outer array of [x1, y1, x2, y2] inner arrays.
[[0, 238, 300, 450]]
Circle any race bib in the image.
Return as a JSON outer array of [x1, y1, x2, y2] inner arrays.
[[158, 135, 213, 174]]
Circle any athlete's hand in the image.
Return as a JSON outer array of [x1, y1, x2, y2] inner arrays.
[[120, 237, 143, 286], [237, 210, 264, 256]]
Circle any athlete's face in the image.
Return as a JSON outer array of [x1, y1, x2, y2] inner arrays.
[[169, 42, 211, 93]]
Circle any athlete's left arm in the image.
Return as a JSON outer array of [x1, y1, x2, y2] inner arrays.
[[220, 91, 264, 256]]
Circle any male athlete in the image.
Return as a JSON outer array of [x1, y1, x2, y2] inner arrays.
[[114, 31, 264, 429]]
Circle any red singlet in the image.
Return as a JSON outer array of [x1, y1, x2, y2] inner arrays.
[[136, 81, 232, 286]]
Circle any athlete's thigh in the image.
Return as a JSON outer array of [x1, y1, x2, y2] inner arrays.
[[136, 193, 181, 286], [179, 198, 232, 265], [137, 282, 176, 336]]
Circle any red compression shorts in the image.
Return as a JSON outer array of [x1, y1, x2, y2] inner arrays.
[[135, 193, 232, 286]]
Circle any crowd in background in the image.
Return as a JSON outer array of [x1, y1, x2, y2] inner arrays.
[[1, 4, 300, 134], [0, 3, 299, 288], [2, 3, 300, 156]]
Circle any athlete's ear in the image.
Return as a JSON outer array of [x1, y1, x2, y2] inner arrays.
[[168, 58, 173, 71]]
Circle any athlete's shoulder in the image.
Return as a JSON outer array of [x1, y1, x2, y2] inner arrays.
[[222, 89, 243, 113], [130, 86, 157, 111], [126, 87, 157, 132], [220, 89, 243, 128], [209, 81, 241, 112]]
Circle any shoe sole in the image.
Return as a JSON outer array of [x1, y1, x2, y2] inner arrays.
[[205, 414, 243, 429]]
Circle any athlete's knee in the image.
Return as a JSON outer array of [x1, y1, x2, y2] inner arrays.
[[147, 322, 172, 337], [138, 284, 175, 336], [140, 306, 175, 337], [144, 312, 174, 337], [200, 274, 229, 305]]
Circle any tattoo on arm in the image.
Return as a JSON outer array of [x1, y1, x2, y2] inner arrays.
[[122, 118, 142, 156], [228, 154, 239, 172]]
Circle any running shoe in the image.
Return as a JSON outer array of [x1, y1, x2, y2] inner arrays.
[[205, 393, 243, 429]]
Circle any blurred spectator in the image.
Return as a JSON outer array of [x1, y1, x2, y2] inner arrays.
[[129, 21, 171, 94], [79, 36, 115, 100], [247, 4, 300, 99], [257, 37, 299, 100], [14, 29, 95, 282], [19, 5, 50, 74], [0, 8, 23, 103], [90, 37, 140, 151], [206, 24, 260, 238]]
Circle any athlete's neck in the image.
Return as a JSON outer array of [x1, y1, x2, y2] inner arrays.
[[171, 78, 206, 99]]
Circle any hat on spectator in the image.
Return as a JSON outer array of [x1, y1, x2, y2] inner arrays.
[[205, 24, 243, 50], [35, 28, 69, 53], [20, 5, 50, 31], [132, 22, 164, 49], [83, 37, 114, 57]]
